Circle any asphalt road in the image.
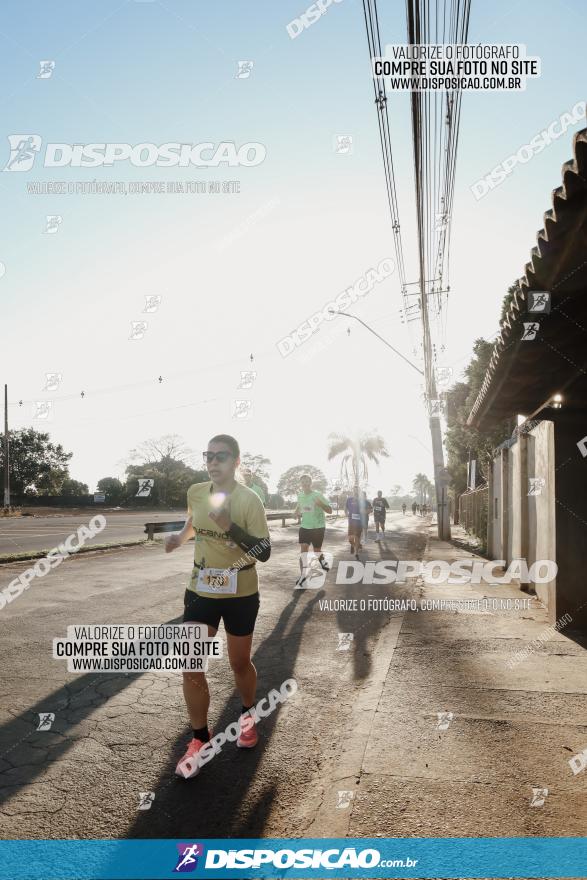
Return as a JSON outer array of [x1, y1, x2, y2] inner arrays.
[[0, 510, 187, 555], [0, 512, 428, 839]]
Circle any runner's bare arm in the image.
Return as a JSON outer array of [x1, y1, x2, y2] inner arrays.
[[315, 497, 333, 514], [165, 509, 195, 552]]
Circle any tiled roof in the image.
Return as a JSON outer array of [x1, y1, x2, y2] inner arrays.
[[468, 126, 587, 427]]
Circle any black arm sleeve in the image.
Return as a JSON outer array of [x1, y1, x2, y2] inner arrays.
[[227, 523, 271, 562]]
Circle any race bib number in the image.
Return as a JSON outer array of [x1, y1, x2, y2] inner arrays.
[[351, 513, 361, 521], [302, 505, 313, 512], [197, 567, 237, 594]]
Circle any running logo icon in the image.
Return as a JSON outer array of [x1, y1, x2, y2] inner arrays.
[[4, 134, 42, 171], [37, 712, 55, 731], [37, 60, 55, 79], [174, 843, 204, 872]]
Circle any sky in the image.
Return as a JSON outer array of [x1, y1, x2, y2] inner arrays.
[[1, 0, 585, 497]]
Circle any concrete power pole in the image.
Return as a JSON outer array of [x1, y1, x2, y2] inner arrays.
[[3, 384, 9, 508], [420, 290, 451, 542]]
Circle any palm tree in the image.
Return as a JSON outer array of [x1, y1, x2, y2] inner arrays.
[[327, 432, 389, 492], [412, 473, 431, 505]]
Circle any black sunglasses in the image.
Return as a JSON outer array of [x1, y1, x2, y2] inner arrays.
[[203, 451, 234, 464]]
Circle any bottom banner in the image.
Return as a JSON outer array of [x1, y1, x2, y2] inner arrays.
[[0, 837, 585, 879]]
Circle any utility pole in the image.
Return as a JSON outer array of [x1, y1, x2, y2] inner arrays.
[[3, 384, 9, 509], [419, 287, 451, 541]]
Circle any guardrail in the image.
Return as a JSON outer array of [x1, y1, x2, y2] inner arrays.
[[144, 511, 298, 541]]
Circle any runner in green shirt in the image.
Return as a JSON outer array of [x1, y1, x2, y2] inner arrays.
[[241, 468, 266, 505], [292, 474, 332, 588]]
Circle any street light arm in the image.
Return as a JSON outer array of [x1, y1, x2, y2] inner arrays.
[[335, 311, 424, 376]]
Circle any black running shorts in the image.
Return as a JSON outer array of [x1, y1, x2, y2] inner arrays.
[[374, 513, 386, 524], [298, 526, 326, 547], [183, 590, 260, 636]]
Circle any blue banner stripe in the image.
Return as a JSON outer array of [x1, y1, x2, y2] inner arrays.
[[0, 838, 585, 879]]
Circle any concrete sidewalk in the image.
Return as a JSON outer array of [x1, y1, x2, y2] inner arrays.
[[327, 523, 587, 837]]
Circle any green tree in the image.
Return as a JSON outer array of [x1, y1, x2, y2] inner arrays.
[[96, 477, 125, 505], [277, 465, 327, 501], [60, 478, 89, 496], [444, 337, 508, 510], [240, 452, 271, 498], [327, 432, 389, 491], [0, 428, 72, 496], [412, 473, 433, 505], [125, 435, 200, 506]]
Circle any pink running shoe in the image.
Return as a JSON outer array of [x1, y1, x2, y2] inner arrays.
[[175, 734, 210, 779], [237, 712, 258, 749]]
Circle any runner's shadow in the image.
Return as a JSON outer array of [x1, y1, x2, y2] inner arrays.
[[0, 671, 143, 807], [126, 588, 324, 839]]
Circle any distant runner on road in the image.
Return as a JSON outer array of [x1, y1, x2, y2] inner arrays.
[[346, 491, 363, 559], [411, 501, 417, 515], [292, 475, 332, 588], [241, 468, 266, 505], [361, 491, 373, 544], [165, 433, 270, 779], [402, 502, 407, 515], [373, 491, 390, 541]]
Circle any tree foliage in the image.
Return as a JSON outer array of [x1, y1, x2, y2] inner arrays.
[[444, 338, 508, 498], [0, 428, 72, 496], [277, 465, 328, 500], [327, 432, 389, 490]]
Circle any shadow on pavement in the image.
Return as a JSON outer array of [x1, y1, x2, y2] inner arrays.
[[127, 588, 323, 838]]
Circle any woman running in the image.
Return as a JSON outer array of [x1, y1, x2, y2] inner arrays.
[[165, 433, 270, 779]]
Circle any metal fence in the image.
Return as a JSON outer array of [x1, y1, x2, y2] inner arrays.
[[458, 485, 489, 551]]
